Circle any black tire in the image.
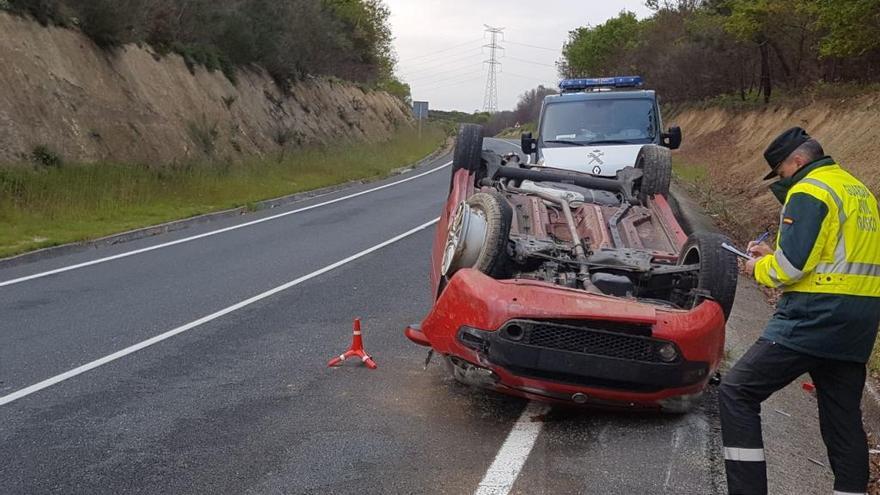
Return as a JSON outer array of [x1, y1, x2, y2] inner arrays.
[[636, 144, 672, 202], [466, 192, 512, 278], [678, 232, 739, 320], [478, 150, 503, 186], [451, 124, 484, 191]]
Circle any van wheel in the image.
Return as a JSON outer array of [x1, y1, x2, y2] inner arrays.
[[678, 232, 739, 320], [636, 144, 672, 202]]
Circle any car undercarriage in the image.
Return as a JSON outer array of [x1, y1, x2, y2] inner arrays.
[[441, 154, 727, 316]]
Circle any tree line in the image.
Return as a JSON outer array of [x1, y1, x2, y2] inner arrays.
[[560, 0, 880, 103], [434, 85, 559, 137], [3, 0, 410, 99]]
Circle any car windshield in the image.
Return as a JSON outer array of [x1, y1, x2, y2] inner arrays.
[[540, 98, 656, 147]]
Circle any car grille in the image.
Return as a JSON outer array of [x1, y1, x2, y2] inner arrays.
[[503, 320, 672, 363]]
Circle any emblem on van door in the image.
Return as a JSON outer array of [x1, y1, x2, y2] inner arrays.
[[592, 165, 602, 175], [587, 149, 604, 165]]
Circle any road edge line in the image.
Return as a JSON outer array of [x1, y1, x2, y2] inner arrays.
[[0, 218, 439, 406], [0, 162, 450, 288]]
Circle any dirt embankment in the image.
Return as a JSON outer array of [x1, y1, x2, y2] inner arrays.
[[667, 93, 880, 242], [0, 12, 413, 165]]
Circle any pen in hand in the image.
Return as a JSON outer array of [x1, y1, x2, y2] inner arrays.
[[748, 231, 772, 258], [754, 231, 771, 244]]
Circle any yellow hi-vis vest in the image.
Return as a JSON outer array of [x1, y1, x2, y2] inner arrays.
[[755, 163, 880, 296]]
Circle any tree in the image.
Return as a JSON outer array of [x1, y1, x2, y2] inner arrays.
[[810, 0, 880, 58], [723, 0, 814, 101], [561, 11, 641, 77], [514, 86, 557, 125], [5, 0, 403, 89]]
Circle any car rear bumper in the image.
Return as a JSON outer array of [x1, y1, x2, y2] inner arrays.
[[409, 269, 726, 409]]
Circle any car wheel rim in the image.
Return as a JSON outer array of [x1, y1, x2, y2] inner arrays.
[[441, 201, 488, 277]]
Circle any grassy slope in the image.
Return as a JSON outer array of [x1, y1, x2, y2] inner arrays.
[[0, 126, 445, 258]]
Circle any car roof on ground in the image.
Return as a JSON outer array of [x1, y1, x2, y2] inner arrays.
[[545, 90, 656, 103]]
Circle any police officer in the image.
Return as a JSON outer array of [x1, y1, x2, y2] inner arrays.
[[719, 127, 880, 495]]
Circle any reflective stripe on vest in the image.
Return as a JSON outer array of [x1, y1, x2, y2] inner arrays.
[[816, 261, 880, 277], [779, 166, 880, 297], [801, 178, 846, 224]]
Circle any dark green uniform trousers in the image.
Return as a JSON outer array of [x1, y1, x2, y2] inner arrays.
[[718, 338, 868, 495]]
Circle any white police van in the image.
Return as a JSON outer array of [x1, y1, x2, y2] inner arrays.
[[521, 76, 682, 189]]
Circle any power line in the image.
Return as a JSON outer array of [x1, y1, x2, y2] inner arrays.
[[404, 63, 484, 83], [483, 25, 504, 113], [400, 46, 485, 70], [505, 40, 561, 52], [504, 56, 558, 68], [502, 71, 557, 83], [416, 75, 485, 92], [401, 38, 485, 62], [410, 68, 486, 88], [400, 55, 483, 77]]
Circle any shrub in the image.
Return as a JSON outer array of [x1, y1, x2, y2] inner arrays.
[[30, 145, 63, 168], [8, 0, 399, 90], [70, 0, 138, 47], [7, 0, 63, 25], [187, 118, 219, 156]]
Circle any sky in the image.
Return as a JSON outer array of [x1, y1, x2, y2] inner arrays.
[[383, 0, 653, 112]]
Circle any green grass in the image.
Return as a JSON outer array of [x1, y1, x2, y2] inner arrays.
[[672, 160, 708, 183], [0, 126, 445, 258], [496, 123, 537, 138]]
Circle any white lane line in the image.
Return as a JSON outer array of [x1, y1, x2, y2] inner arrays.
[[0, 218, 439, 406], [0, 161, 452, 288], [475, 401, 550, 495]]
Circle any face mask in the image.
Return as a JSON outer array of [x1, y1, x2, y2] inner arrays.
[[767, 160, 815, 204], [769, 178, 792, 204]]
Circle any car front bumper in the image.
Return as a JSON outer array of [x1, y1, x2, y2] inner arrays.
[[408, 269, 726, 409]]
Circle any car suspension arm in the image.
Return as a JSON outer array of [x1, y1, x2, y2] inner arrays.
[[505, 187, 595, 290]]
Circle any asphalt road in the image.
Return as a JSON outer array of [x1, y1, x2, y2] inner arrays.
[[0, 138, 827, 494]]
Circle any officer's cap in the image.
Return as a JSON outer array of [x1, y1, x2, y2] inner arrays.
[[763, 127, 811, 180]]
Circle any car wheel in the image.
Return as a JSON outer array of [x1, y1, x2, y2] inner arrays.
[[440, 192, 512, 279], [636, 144, 672, 202], [678, 231, 739, 320], [451, 124, 484, 192]]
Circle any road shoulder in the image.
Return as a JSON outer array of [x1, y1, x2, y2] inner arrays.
[[0, 140, 453, 270]]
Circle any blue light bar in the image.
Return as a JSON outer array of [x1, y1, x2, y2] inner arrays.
[[559, 76, 643, 92]]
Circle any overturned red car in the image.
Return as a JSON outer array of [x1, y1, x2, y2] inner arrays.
[[405, 122, 739, 413]]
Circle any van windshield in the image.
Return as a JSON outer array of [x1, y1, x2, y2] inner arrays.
[[540, 98, 656, 147]]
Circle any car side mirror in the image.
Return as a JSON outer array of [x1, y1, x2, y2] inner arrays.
[[662, 126, 682, 150], [521, 132, 538, 155]]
